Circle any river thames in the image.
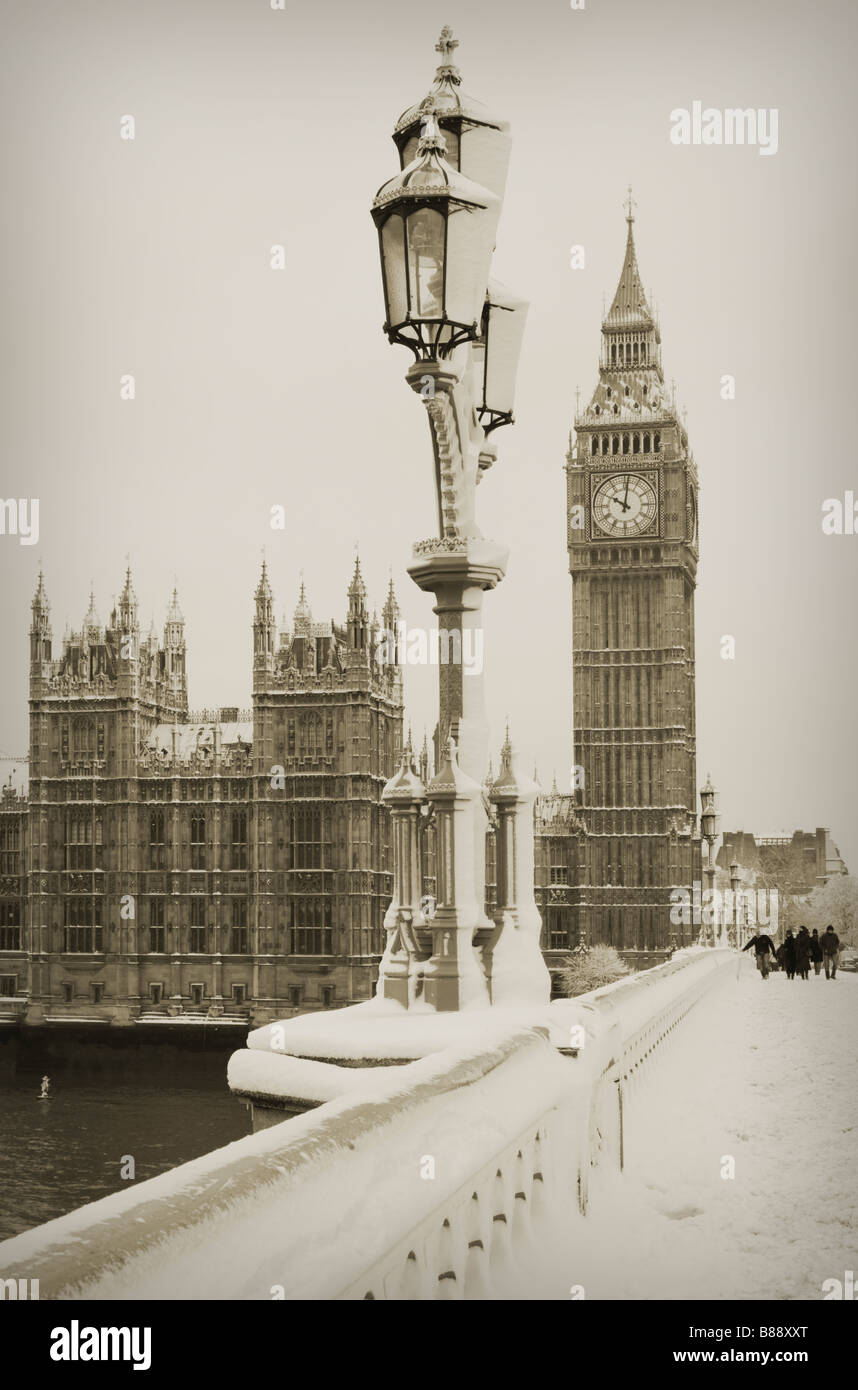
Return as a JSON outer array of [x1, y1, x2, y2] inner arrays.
[[0, 1031, 252, 1242]]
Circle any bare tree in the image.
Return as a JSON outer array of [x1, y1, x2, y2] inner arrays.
[[804, 875, 858, 946]]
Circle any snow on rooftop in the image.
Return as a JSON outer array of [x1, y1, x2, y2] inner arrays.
[[145, 722, 253, 758]]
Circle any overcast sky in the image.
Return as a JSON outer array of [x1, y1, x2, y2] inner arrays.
[[1, 0, 856, 870]]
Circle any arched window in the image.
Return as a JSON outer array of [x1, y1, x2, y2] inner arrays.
[[633, 433, 640, 454], [654, 431, 661, 452], [643, 432, 650, 453], [633, 341, 639, 362], [606, 386, 612, 399], [602, 434, 609, 453], [611, 344, 616, 365], [622, 434, 630, 454], [594, 404, 600, 416], [641, 343, 647, 364], [591, 435, 598, 455], [612, 434, 619, 455]]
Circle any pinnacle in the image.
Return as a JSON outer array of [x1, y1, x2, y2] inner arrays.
[[348, 552, 367, 599], [255, 558, 273, 600], [120, 565, 137, 604], [32, 570, 49, 608], [603, 209, 654, 330], [166, 585, 184, 623], [85, 587, 100, 628]]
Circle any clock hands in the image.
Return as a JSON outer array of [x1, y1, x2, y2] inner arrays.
[[594, 474, 655, 536]]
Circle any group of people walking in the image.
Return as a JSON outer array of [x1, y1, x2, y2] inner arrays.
[[742, 925, 841, 980]]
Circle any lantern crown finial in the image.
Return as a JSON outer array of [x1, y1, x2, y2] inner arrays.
[[434, 26, 461, 83]]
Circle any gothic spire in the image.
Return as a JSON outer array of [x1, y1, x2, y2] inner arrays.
[[382, 573, 400, 631], [293, 575, 312, 632], [348, 553, 367, 606], [166, 584, 184, 624], [84, 587, 101, 636], [31, 570, 49, 615], [603, 198, 654, 331], [254, 558, 272, 602], [119, 565, 138, 632]]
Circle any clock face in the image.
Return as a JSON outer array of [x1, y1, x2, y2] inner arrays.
[[592, 473, 658, 537]]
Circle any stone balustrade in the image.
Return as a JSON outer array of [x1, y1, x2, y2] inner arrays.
[[0, 949, 734, 1300]]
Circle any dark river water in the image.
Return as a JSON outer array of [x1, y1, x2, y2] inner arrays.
[[0, 1030, 252, 1243]]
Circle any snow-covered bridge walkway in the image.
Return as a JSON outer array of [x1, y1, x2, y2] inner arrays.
[[513, 957, 858, 1300]]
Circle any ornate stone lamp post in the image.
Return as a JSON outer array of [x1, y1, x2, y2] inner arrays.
[[729, 859, 742, 949], [699, 774, 720, 948], [371, 30, 549, 1012]]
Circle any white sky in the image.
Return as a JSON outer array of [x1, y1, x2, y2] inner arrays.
[[0, 0, 855, 868]]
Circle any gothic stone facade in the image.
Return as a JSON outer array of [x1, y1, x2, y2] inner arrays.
[[563, 214, 703, 953], [11, 561, 402, 1028], [1, 559, 597, 1030]]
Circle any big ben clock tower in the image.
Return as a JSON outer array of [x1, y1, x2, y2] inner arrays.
[[566, 202, 701, 954]]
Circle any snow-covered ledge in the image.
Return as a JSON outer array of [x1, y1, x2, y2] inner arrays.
[[0, 949, 735, 1300], [229, 946, 734, 1112]]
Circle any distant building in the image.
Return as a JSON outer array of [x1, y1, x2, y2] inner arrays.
[[2, 560, 402, 1029], [0, 770, 28, 1018], [717, 828, 848, 894]]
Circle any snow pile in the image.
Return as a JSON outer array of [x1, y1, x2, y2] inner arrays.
[[227, 1049, 414, 1105]]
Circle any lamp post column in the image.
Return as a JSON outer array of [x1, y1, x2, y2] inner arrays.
[[699, 774, 720, 948], [729, 861, 741, 949], [379, 740, 428, 1006], [487, 730, 552, 1004], [372, 32, 542, 1011]]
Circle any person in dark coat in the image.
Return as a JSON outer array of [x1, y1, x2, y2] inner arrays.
[[742, 932, 777, 979], [795, 926, 812, 980], [821, 925, 841, 979], [778, 930, 797, 980], [810, 929, 824, 975]]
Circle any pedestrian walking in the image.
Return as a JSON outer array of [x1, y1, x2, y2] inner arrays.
[[821, 925, 841, 979], [810, 928, 823, 976], [778, 929, 797, 980], [795, 926, 812, 980], [742, 932, 777, 980]]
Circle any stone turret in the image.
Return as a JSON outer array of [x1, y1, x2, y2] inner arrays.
[[30, 571, 52, 678], [253, 561, 276, 688], [346, 555, 369, 657], [164, 585, 187, 703]]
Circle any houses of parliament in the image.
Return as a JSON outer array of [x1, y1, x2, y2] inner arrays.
[[0, 216, 712, 1029]]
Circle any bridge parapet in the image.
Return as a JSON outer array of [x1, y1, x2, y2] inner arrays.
[[0, 950, 735, 1300]]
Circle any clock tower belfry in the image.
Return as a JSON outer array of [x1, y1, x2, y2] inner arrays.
[[566, 203, 701, 954]]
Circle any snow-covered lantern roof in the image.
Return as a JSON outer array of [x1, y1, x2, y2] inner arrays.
[[371, 107, 499, 361], [472, 278, 529, 434], [392, 27, 511, 203]]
